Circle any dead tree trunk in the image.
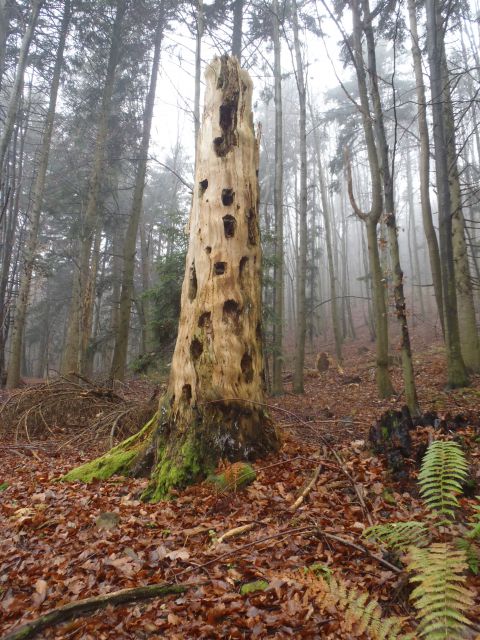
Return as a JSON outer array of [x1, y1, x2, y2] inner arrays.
[[64, 56, 280, 500]]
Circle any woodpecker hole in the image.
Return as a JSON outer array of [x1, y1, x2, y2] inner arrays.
[[188, 262, 197, 301], [241, 353, 254, 384], [221, 188, 235, 206], [190, 338, 203, 361], [223, 215, 236, 238], [214, 261, 226, 275]]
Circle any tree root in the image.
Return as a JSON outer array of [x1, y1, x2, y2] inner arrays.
[[1, 582, 188, 640]]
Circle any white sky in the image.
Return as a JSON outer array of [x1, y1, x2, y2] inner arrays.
[[150, 2, 346, 167]]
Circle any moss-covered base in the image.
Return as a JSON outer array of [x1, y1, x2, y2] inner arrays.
[[62, 413, 158, 483], [63, 394, 280, 502]]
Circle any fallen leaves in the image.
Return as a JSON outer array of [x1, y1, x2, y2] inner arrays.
[[1, 347, 480, 638]]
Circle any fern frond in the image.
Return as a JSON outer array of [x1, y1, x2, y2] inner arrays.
[[455, 536, 480, 575], [418, 441, 468, 520], [364, 521, 429, 551], [290, 570, 408, 639], [408, 543, 474, 639], [466, 500, 480, 540]]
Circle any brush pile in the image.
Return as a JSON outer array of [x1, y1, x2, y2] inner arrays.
[[0, 377, 158, 446]]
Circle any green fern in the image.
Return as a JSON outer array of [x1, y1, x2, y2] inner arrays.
[[456, 499, 480, 574], [364, 521, 429, 551], [455, 537, 480, 575], [408, 543, 474, 639], [418, 441, 468, 520]]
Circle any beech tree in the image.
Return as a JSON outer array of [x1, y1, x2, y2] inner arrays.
[[425, 0, 468, 387], [65, 56, 280, 499]]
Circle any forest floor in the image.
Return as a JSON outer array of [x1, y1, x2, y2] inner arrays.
[[1, 337, 480, 639]]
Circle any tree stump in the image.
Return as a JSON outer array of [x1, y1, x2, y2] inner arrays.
[[368, 406, 413, 476], [64, 56, 280, 499], [316, 352, 329, 372]]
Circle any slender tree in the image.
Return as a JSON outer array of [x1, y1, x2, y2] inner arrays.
[[291, 0, 307, 394], [361, 0, 419, 414], [425, 0, 468, 387], [0, 0, 43, 175], [346, 0, 394, 398], [407, 0, 444, 335], [271, 0, 284, 395], [6, 0, 72, 388], [111, 5, 166, 380], [62, 0, 127, 375]]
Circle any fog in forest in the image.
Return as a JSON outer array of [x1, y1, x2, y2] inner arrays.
[[1, 0, 479, 397]]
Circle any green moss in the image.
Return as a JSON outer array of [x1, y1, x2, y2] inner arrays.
[[142, 434, 209, 502], [62, 413, 157, 483], [62, 449, 138, 483], [240, 580, 269, 595]]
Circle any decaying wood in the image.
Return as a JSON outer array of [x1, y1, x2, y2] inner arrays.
[[1, 583, 187, 640], [216, 522, 257, 544], [290, 463, 323, 511]]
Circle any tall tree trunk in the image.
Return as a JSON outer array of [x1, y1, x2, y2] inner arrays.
[[83, 226, 102, 376], [0, 0, 11, 91], [0, 90, 30, 381], [407, 0, 444, 335], [406, 148, 425, 320], [62, 0, 126, 375], [347, 0, 393, 398], [271, 0, 284, 395], [291, 0, 307, 394], [311, 116, 342, 362], [441, 61, 480, 372], [425, 0, 468, 387], [0, 0, 43, 175], [110, 10, 164, 380], [231, 0, 244, 62], [65, 56, 280, 500], [6, 0, 71, 388], [139, 212, 155, 355], [362, 0, 419, 415]]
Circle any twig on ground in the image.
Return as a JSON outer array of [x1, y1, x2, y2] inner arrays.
[[290, 464, 323, 511], [216, 522, 257, 544]]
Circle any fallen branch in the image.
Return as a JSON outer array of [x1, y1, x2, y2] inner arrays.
[[290, 464, 323, 511], [314, 529, 401, 574], [1, 583, 188, 640], [216, 522, 257, 544]]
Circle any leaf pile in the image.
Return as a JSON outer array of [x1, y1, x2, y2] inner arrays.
[[1, 344, 480, 638]]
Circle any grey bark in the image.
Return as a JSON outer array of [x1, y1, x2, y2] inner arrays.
[[291, 0, 307, 394], [425, 0, 468, 387], [271, 0, 284, 395]]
